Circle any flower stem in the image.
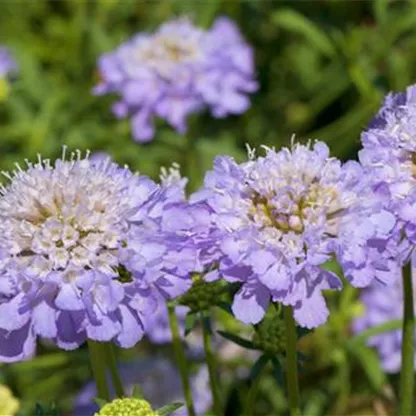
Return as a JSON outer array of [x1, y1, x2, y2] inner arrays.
[[87, 340, 110, 402], [168, 304, 196, 416], [243, 363, 266, 416], [399, 261, 414, 416], [105, 343, 125, 398], [201, 314, 222, 416], [283, 306, 301, 416]]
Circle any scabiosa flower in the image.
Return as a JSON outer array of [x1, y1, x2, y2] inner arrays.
[[93, 17, 257, 142], [191, 141, 398, 328], [353, 266, 416, 373], [360, 84, 416, 261], [0, 149, 198, 362]]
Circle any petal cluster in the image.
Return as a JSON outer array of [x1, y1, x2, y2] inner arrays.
[[360, 84, 416, 259], [353, 266, 416, 373], [0, 150, 197, 362], [94, 17, 257, 142], [191, 141, 398, 328]]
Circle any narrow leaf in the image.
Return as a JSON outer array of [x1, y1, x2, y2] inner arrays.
[[272, 9, 335, 57], [94, 398, 108, 408], [184, 313, 197, 336], [132, 384, 144, 399], [250, 354, 270, 380], [156, 402, 184, 416], [217, 330, 257, 350], [271, 357, 284, 387], [347, 343, 387, 392]]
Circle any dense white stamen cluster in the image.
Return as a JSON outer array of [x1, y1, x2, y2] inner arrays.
[[128, 19, 204, 79], [0, 149, 133, 279]]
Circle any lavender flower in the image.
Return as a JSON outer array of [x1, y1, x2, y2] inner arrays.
[[191, 141, 398, 328], [360, 84, 416, 262], [0, 149, 197, 362], [94, 17, 257, 142], [353, 266, 416, 373], [73, 358, 212, 416], [0, 47, 16, 79]]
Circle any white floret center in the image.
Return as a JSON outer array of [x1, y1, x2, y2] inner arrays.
[[0, 155, 131, 278]]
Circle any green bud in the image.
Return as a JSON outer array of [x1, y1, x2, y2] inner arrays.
[[95, 398, 157, 416], [252, 316, 286, 355], [179, 274, 227, 312]]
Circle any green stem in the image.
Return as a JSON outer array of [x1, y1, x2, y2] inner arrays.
[[105, 343, 125, 398], [243, 364, 265, 416], [87, 340, 110, 401], [201, 315, 222, 416], [399, 261, 414, 416], [168, 304, 196, 416], [283, 306, 301, 416]]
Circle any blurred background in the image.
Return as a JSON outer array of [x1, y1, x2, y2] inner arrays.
[[2, 1, 416, 181], [0, 1, 415, 415]]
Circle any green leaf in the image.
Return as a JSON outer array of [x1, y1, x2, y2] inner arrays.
[[184, 312, 197, 336], [217, 330, 257, 350], [272, 9, 335, 57], [271, 357, 284, 387], [156, 402, 184, 416], [373, 0, 391, 25], [250, 354, 270, 380], [347, 343, 387, 392], [201, 313, 213, 334], [347, 319, 403, 346], [216, 301, 233, 315], [132, 384, 144, 399], [94, 398, 108, 408]]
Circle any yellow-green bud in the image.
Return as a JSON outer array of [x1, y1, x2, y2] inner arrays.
[[0, 385, 19, 416], [95, 398, 157, 416]]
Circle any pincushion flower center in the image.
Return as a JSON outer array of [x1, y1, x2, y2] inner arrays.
[[137, 33, 202, 72], [0, 157, 129, 278], [248, 182, 343, 236], [407, 151, 416, 177]]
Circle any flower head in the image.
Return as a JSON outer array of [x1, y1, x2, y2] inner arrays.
[[192, 141, 398, 328], [94, 17, 257, 142], [353, 267, 416, 373], [0, 149, 197, 362], [360, 84, 416, 258]]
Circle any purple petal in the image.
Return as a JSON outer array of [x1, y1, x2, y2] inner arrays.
[[0, 322, 36, 363], [232, 281, 269, 324]]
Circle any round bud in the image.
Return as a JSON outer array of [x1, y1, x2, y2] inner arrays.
[[95, 398, 157, 416]]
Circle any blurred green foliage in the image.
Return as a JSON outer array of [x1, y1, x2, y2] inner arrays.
[[0, 1, 415, 415], [1, 0, 416, 184]]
